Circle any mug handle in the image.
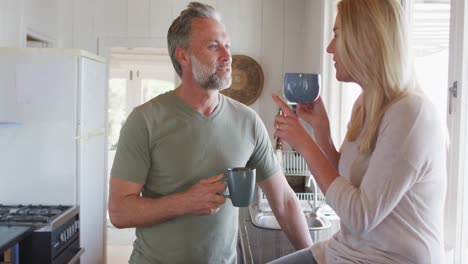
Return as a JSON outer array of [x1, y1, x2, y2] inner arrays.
[[219, 177, 230, 198]]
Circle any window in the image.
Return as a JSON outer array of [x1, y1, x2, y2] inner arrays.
[[107, 48, 177, 151], [141, 79, 175, 103], [108, 79, 127, 150], [410, 0, 450, 122]]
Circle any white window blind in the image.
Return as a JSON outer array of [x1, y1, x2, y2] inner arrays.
[[410, 0, 450, 123]]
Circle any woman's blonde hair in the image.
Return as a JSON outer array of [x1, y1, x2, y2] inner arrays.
[[337, 0, 420, 153]]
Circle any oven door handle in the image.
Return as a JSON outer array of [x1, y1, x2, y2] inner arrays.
[[67, 248, 85, 264]]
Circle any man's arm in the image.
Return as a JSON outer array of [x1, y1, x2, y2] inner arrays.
[[258, 171, 313, 250], [108, 174, 226, 228]]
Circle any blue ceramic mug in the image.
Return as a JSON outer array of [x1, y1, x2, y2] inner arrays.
[[283, 73, 321, 103]]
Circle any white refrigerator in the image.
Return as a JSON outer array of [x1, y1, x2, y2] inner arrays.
[[0, 48, 107, 264]]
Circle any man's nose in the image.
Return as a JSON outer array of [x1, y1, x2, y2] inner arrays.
[[219, 46, 231, 62]]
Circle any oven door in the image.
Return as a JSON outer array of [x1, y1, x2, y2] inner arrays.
[[52, 238, 83, 264], [66, 248, 84, 264]]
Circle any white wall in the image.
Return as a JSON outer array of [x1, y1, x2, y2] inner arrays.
[[0, 0, 324, 140], [58, 0, 325, 140], [0, 0, 59, 47], [0, 1, 22, 46]]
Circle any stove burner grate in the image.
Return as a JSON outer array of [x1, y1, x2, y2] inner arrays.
[[1, 215, 50, 223], [0, 204, 71, 225]]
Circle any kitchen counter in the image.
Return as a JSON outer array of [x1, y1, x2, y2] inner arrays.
[[0, 225, 33, 253], [238, 208, 340, 263]]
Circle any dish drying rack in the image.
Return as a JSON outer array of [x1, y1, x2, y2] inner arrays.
[[257, 150, 327, 212]]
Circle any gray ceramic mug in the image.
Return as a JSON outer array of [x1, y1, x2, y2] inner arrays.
[[221, 167, 256, 207]]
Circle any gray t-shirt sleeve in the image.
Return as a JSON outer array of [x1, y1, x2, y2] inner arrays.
[[110, 108, 151, 184], [247, 114, 282, 183]]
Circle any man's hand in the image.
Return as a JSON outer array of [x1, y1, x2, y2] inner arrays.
[[183, 174, 227, 215]]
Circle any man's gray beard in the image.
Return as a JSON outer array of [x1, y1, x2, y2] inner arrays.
[[191, 55, 232, 90]]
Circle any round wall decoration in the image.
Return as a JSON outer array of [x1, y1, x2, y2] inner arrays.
[[221, 55, 264, 105]]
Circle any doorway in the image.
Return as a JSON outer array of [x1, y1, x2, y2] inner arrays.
[[106, 47, 177, 264]]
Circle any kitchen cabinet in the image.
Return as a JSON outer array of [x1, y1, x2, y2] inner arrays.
[[0, 226, 33, 264], [0, 226, 33, 254]]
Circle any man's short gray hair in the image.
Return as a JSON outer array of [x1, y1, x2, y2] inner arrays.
[[167, 2, 222, 77]]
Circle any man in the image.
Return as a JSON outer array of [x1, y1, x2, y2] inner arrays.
[[108, 2, 313, 263]]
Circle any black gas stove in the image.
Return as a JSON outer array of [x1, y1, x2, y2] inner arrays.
[[0, 205, 72, 225], [0, 204, 82, 264]]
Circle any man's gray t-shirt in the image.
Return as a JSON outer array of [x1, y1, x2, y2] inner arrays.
[[111, 91, 281, 264]]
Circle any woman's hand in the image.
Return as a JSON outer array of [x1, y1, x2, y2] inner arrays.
[[296, 97, 330, 137], [273, 93, 339, 193], [272, 93, 314, 153]]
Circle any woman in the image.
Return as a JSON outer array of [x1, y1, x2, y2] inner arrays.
[[270, 0, 447, 263]]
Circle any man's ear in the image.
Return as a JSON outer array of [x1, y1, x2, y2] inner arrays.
[[175, 47, 190, 67]]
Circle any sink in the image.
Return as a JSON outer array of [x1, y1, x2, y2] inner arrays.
[[248, 205, 331, 230]]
